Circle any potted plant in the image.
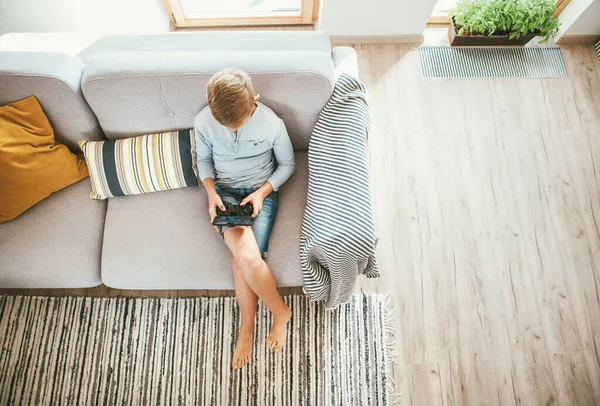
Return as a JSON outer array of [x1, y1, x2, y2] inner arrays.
[[449, 0, 561, 46]]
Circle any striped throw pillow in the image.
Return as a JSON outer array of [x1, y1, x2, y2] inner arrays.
[[79, 130, 198, 199]]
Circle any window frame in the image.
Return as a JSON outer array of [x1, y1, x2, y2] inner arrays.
[[164, 0, 318, 28]]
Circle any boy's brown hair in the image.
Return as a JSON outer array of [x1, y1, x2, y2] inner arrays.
[[206, 69, 256, 127]]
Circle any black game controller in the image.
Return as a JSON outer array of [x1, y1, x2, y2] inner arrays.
[[212, 203, 254, 227]]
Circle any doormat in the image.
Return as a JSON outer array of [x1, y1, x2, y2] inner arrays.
[[419, 46, 567, 78]]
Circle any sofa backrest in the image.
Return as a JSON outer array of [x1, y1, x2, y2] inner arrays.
[[80, 37, 335, 150], [76, 31, 332, 61], [0, 52, 104, 152]]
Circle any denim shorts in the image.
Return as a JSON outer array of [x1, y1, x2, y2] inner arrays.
[[215, 186, 278, 258]]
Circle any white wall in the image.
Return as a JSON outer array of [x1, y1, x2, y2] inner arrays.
[[0, 0, 171, 35], [318, 0, 437, 36], [2, 0, 596, 38], [565, 0, 600, 35], [0, 0, 437, 37], [558, 0, 600, 37]]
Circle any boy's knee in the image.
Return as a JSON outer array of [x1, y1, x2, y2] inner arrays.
[[235, 251, 262, 274]]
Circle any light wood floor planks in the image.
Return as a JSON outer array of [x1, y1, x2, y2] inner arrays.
[[3, 39, 600, 405], [354, 41, 600, 405]]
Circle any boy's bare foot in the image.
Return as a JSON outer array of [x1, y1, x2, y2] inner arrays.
[[266, 306, 292, 353], [232, 330, 253, 369]]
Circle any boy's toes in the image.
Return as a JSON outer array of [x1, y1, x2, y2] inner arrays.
[[233, 357, 246, 369], [267, 335, 284, 352]]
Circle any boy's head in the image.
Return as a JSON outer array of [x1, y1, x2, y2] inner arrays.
[[206, 68, 258, 131]]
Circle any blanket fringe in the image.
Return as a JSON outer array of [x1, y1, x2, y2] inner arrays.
[[382, 292, 402, 406], [364, 270, 381, 278]]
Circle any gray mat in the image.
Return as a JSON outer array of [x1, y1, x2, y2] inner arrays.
[[419, 46, 567, 78], [0, 294, 396, 405]]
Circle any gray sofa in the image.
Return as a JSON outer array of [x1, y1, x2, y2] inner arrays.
[[0, 31, 359, 290]]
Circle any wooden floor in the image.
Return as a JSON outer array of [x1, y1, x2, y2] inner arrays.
[[3, 35, 600, 405], [354, 40, 600, 405]]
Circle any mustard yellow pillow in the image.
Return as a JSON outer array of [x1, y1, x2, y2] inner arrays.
[[0, 96, 89, 224]]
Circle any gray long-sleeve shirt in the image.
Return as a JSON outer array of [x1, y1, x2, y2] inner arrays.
[[194, 102, 295, 191]]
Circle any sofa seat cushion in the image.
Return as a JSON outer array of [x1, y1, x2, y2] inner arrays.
[[101, 151, 308, 289], [0, 179, 106, 288]]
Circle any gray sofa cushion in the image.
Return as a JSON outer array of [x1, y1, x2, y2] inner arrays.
[[81, 51, 334, 150], [76, 31, 332, 61], [101, 151, 308, 289], [0, 52, 104, 152], [0, 179, 106, 288]]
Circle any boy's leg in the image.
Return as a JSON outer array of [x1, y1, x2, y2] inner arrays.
[[249, 191, 278, 258], [224, 227, 292, 353], [231, 262, 258, 369], [214, 187, 258, 368]]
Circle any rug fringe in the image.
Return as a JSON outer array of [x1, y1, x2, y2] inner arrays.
[[381, 292, 402, 406]]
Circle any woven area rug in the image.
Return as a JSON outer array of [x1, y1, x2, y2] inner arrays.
[[0, 294, 396, 405], [419, 46, 567, 78]]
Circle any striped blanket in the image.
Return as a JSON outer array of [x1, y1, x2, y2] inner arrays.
[[300, 74, 379, 309]]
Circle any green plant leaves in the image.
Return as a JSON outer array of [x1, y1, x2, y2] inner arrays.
[[450, 0, 560, 42]]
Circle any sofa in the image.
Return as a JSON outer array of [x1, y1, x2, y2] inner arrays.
[[0, 31, 360, 290]]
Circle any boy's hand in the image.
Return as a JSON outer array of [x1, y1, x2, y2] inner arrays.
[[208, 192, 226, 230], [241, 182, 273, 218], [241, 190, 265, 218]]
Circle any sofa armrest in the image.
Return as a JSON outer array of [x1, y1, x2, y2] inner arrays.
[[331, 46, 359, 80], [0, 51, 104, 150], [0, 33, 102, 56]]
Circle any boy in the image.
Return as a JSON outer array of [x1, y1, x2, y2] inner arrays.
[[195, 69, 295, 370]]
